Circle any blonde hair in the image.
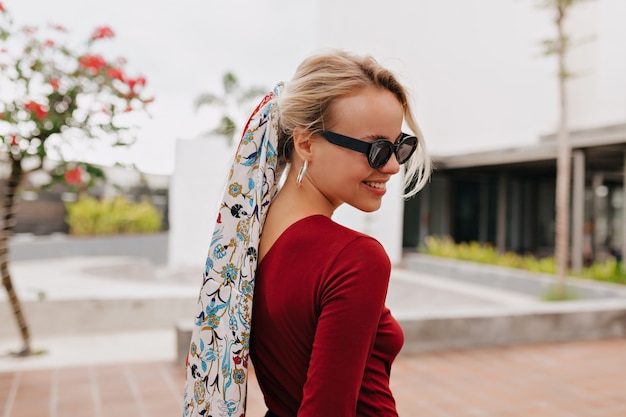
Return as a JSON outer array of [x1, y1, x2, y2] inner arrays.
[[277, 50, 431, 198]]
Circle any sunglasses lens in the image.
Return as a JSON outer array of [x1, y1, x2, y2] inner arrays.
[[369, 142, 393, 168], [396, 136, 417, 164]]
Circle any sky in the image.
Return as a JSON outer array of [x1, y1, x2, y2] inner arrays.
[[4, 0, 317, 175]]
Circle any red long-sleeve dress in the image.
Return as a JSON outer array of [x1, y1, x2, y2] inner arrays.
[[250, 215, 404, 417]]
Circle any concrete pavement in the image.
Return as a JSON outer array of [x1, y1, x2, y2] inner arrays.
[[2, 255, 625, 369]]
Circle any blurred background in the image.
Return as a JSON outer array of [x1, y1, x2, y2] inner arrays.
[[1, 1, 626, 415]]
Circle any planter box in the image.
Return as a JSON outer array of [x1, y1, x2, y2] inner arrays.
[[396, 253, 626, 352], [403, 253, 626, 300]]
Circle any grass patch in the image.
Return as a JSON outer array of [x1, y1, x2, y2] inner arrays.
[[541, 285, 580, 301]]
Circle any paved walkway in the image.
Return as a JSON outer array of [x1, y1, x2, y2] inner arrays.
[[1, 338, 625, 417], [1, 256, 625, 416]]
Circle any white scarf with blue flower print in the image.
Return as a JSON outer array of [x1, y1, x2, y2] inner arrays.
[[183, 84, 284, 417]]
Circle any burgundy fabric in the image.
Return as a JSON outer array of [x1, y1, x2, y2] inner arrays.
[[250, 215, 404, 417]]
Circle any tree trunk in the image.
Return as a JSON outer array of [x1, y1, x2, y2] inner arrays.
[[554, 4, 571, 298], [0, 158, 31, 356]]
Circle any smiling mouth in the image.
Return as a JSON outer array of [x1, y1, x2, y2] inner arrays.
[[364, 181, 386, 190]]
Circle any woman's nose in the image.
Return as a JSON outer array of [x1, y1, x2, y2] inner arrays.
[[379, 153, 400, 175]]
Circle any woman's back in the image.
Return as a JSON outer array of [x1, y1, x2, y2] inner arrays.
[[251, 215, 403, 417]]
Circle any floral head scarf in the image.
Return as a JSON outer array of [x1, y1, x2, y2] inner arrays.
[[183, 83, 285, 417]]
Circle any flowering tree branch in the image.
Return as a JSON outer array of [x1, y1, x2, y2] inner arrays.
[[0, 2, 154, 356], [0, 4, 153, 189]]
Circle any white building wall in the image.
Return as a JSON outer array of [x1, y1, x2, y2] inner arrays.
[[567, 0, 626, 128], [315, 0, 560, 153], [168, 139, 232, 268]]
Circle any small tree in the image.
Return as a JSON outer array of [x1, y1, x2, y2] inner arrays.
[[194, 71, 266, 146], [538, 0, 590, 298], [0, 3, 152, 356]]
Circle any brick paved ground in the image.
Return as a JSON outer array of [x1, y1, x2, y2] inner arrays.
[[1, 338, 624, 417]]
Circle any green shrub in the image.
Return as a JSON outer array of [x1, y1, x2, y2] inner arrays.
[[421, 236, 556, 273], [581, 259, 626, 284], [420, 235, 626, 285], [66, 196, 162, 236]]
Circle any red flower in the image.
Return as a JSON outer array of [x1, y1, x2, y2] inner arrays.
[[53, 25, 67, 32], [233, 356, 242, 365], [64, 166, 83, 186], [0, 3, 5, 12], [78, 54, 107, 75], [44, 39, 55, 47], [50, 78, 60, 90], [127, 76, 146, 91], [91, 26, 115, 40], [106, 67, 124, 81], [24, 101, 48, 119], [10, 135, 18, 146]]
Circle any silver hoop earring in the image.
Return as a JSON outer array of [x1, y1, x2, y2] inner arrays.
[[296, 161, 308, 187]]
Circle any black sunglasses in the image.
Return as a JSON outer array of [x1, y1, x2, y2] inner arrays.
[[318, 131, 418, 169]]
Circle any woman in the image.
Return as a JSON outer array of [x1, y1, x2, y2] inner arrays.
[[183, 50, 430, 417]]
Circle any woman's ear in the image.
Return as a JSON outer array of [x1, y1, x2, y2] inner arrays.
[[292, 127, 314, 163]]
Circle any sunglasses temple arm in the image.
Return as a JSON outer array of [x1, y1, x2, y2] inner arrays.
[[324, 132, 371, 154]]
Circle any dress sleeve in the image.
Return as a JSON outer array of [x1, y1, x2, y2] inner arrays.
[[298, 236, 391, 416]]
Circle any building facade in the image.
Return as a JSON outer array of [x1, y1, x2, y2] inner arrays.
[[404, 124, 626, 271]]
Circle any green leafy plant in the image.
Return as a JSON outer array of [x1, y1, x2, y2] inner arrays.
[[194, 71, 266, 146], [65, 196, 162, 236], [581, 259, 626, 285], [421, 236, 626, 286], [421, 236, 557, 273], [0, 3, 153, 356]]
